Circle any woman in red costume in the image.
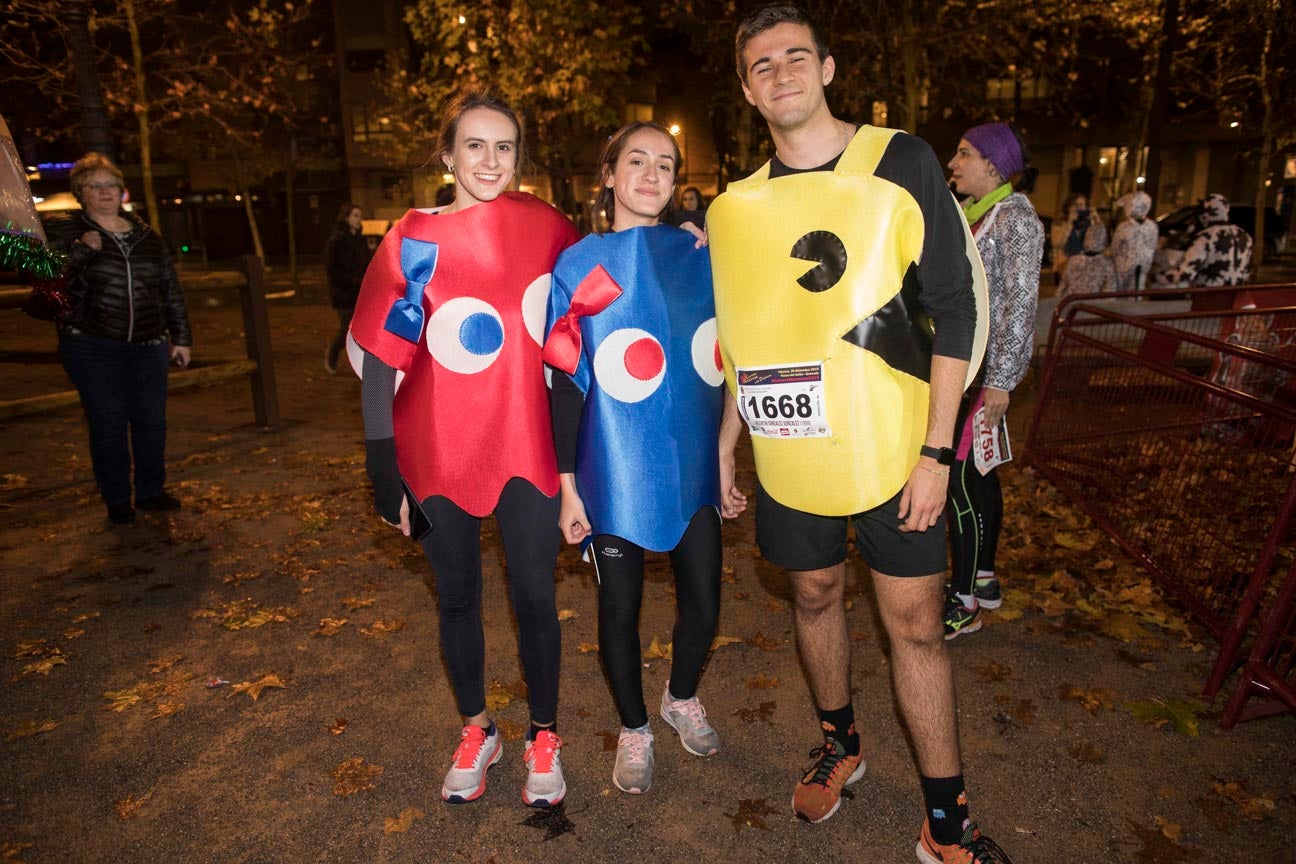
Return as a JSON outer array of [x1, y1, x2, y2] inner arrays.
[[350, 89, 579, 808]]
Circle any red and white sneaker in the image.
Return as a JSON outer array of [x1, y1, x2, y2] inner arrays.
[[441, 723, 502, 803], [522, 729, 566, 807]]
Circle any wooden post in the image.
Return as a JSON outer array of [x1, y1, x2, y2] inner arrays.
[[239, 255, 280, 429]]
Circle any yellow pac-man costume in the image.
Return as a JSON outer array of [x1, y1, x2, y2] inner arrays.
[[709, 126, 988, 516]]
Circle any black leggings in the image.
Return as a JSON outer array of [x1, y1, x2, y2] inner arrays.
[[592, 507, 722, 729], [419, 477, 561, 724], [947, 457, 1004, 597]]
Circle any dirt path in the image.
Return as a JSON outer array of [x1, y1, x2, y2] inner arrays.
[[1, 292, 1292, 863]]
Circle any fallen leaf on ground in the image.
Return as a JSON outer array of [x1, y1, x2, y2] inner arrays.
[[221, 603, 300, 631], [1102, 613, 1152, 643], [577, 642, 599, 654], [1125, 698, 1202, 736], [221, 571, 261, 587], [1009, 699, 1037, 726], [71, 612, 100, 623], [316, 618, 347, 637], [496, 719, 525, 741], [762, 599, 784, 614], [103, 676, 189, 712], [229, 674, 286, 701], [485, 683, 511, 712], [596, 730, 620, 752], [151, 702, 184, 719], [725, 798, 776, 832], [720, 565, 736, 584], [342, 597, 376, 611], [709, 635, 742, 651], [383, 807, 425, 834], [1054, 531, 1096, 551], [643, 636, 672, 660], [1155, 817, 1182, 841], [331, 758, 383, 795], [1210, 780, 1276, 820], [22, 655, 66, 676], [1058, 684, 1116, 714], [747, 633, 784, 651], [0, 841, 33, 862], [360, 619, 405, 636], [328, 718, 349, 736], [62, 628, 86, 640], [148, 655, 183, 674], [557, 609, 579, 621], [114, 790, 154, 820], [745, 673, 779, 689], [6, 719, 60, 741], [734, 701, 776, 723]]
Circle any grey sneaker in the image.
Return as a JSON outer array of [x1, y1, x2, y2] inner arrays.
[[612, 725, 654, 795], [522, 729, 565, 807], [660, 684, 720, 756]]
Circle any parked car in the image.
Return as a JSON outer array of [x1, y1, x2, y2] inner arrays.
[[1158, 203, 1287, 254]]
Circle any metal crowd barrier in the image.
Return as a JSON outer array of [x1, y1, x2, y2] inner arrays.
[[0, 255, 280, 429], [1024, 293, 1296, 725]]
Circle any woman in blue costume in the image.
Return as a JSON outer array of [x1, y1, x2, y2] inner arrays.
[[543, 122, 727, 795]]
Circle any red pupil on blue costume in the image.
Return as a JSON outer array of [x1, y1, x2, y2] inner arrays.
[[459, 312, 504, 356], [624, 338, 665, 381]]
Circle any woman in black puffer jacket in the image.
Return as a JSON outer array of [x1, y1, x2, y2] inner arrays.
[[43, 152, 193, 524], [322, 202, 372, 373]]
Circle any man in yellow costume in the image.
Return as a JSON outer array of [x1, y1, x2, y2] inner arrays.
[[709, 6, 1012, 863]]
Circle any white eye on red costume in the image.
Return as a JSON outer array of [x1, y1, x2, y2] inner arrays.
[[521, 273, 552, 346], [690, 317, 724, 387], [346, 330, 406, 391], [593, 327, 666, 403], [426, 296, 505, 374]]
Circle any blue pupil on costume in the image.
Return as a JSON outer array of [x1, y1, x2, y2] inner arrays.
[[459, 312, 504, 356]]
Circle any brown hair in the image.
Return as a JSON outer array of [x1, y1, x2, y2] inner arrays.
[[69, 152, 125, 202], [593, 121, 681, 234], [335, 202, 362, 227], [434, 87, 529, 177], [735, 4, 829, 82]]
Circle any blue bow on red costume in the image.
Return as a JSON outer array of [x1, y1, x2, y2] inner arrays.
[[542, 263, 623, 374], [384, 237, 439, 343]]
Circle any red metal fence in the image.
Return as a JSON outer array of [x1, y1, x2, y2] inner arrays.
[[1024, 287, 1296, 724]]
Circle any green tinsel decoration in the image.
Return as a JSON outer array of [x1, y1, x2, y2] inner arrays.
[[1, 225, 68, 279]]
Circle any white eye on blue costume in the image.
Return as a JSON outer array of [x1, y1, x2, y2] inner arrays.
[[691, 317, 724, 387], [593, 327, 666, 403], [426, 296, 505, 374]]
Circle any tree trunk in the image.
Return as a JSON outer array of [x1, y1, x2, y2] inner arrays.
[[285, 138, 298, 291], [1142, 0, 1180, 214], [122, 0, 160, 233], [899, 5, 920, 134], [1252, 0, 1277, 271], [242, 186, 266, 261], [65, 0, 114, 157]]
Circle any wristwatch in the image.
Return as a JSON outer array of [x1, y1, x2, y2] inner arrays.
[[920, 444, 956, 466]]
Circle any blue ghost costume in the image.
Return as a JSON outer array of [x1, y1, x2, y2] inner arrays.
[[544, 225, 723, 552]]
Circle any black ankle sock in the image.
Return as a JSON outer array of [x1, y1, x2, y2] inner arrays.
[[920, 774, 969, 845], [527, 722, 555, 741], [816, 703, 859, 756]]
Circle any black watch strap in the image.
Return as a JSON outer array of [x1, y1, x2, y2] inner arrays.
[[920, 444, 956, 466]]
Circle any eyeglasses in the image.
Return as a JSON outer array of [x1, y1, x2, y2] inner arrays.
[[84, 182, 121, 192]]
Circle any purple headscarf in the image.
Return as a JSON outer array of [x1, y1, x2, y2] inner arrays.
[[962, 123, 1025, 181]]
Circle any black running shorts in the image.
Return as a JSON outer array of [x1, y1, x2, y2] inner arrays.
[[755, 481, 947, 577]]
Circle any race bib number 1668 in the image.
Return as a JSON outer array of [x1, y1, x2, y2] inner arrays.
[[736, 362, 830, 439]]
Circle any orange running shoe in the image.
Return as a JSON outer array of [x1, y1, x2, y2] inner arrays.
[[917, 818, 1014, 863], [791, 737, 866, 823]]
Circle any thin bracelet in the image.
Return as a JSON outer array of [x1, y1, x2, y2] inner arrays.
[[919, 464, 950, 477]]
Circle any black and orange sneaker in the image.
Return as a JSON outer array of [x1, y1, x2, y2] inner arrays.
[[791, 737, 866, 823], [917, 818, 1013, 863]]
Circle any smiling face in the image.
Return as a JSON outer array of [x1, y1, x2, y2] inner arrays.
[[606, 127, 677, 231], [947, 139, 1000, 200], [442, 107, 518, 209], [740, 22, 835, 133]]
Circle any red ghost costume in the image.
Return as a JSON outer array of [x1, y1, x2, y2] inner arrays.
[[349, 192, 579, 516]]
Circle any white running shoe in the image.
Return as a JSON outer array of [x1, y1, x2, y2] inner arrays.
[[660, 684, 720, 756], [522, 729, 566, 807], [612, 725, 654, 795], [441, 723, 502, 803]]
